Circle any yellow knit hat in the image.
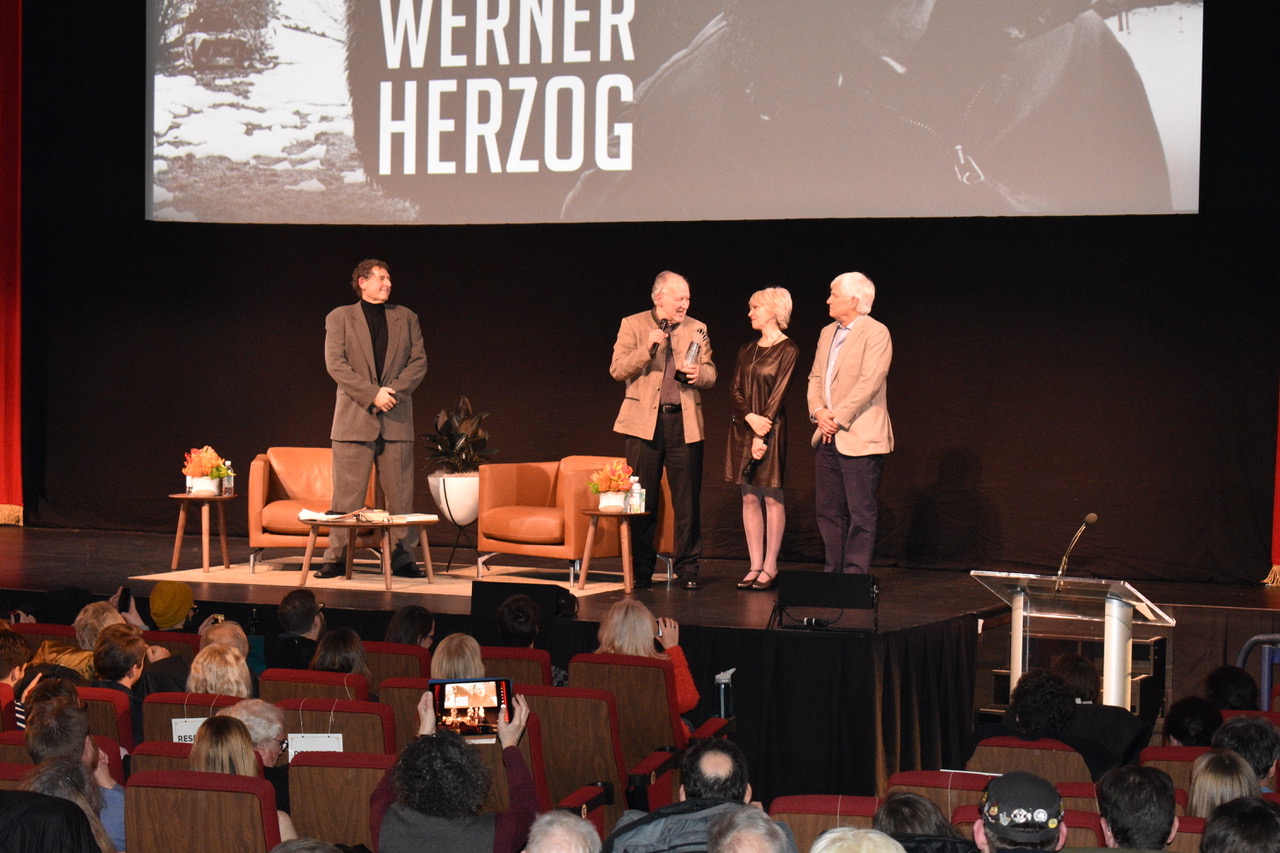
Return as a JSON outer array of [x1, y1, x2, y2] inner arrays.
[[149, 581, 194, 630]]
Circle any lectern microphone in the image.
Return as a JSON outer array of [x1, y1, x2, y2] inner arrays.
[[1055, 512, 1098, 586]]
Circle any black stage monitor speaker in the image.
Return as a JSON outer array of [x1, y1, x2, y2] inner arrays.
[[469, 580, 578, 646], [771, 572, 878, 632]]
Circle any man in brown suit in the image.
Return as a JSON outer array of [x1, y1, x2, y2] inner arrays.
[[315, 259, 427, 578], [806, 272, 893, 574], [610, 271, 716, 589]]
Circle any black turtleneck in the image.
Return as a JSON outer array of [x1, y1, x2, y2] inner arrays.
[[360, 299, 388, 380]]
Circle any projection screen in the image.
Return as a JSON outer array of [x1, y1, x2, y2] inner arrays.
[[149, 0, 1202, 224]]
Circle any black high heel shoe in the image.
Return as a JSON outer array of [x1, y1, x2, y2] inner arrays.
[[751, 570, 778, 591], [737, 569, 762, 590]]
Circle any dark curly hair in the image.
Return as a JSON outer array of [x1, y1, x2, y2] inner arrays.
[[1010, 669, 1075, 737], [393, 730, 490, 818]]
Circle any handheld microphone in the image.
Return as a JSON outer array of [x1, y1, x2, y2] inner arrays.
[[1055, 512, 1098, 586], [649, 319, 671, 358]]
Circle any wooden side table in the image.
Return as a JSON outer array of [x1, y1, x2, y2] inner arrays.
[[169, 493, 236, 572], [298, 517, 438, 590], [578, 509, 650, 594]]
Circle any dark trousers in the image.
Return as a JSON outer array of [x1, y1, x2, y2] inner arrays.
[[814, 441, 883, 573], [625, 410, 703, 581], [324, 437, 417, 567]]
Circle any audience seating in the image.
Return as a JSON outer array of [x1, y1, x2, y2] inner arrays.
[[142, 630, 201, 664], [964, 736, 1092, 784], [379, 677, 431, 751], [482, 646, 553, 687], [568, 652, 732, 808], [474, 709, 552, 814], [77, 685, 135, 751], [1054, 781, 1097, 813], [247, 447, 378, 571], [290, 750, 396, 849], [952, 804, 1103, 848], [0, 731, 125, 784], [1139, 745, 1212, 796], [1166, 816, 1206, 853], [363, 641, 431, 693], [259, 668, 370, 703], [0, 761, 27, 789], [885, 769, 993, 816], [277, 698, 396, 754], [125, 769, 281, 853], [9, 621, 75, 652], [130, 740, 194, 774], [769, 794, 878, 853], [0, 682, 15, 731], [142, 692, 241, 743]]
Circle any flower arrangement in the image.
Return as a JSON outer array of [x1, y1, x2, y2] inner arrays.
[[587, 459, 633, 494], [182, 445, 229, 479]]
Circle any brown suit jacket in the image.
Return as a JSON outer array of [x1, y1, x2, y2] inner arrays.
[[805, 315, 893, 456], [610, 310, 716, 442], [325, 302, 427, 442]]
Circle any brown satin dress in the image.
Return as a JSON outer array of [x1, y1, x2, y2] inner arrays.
[[724, 337, 799, 488]]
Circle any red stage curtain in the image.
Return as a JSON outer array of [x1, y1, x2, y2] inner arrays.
[[0, 0, 22, 523]]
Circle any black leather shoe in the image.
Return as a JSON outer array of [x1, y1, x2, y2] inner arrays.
[[631, 577, 654, 590], [313, 563, 343, 579], [393, 563, 426, 578], [682, 577, 702, 590]]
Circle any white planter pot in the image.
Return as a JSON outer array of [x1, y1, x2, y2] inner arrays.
[[597, 491, 627, 512], [428, 473, 480, 526], [189, 476, 220, 496]]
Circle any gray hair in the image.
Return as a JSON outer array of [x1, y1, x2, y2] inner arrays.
[[524, 810, 602, 853], [810, 828, 906, 853], [831, 272, 875, 315], [201, 620, 249, 656], [651, 270, 686, 302], [270, 840, 343, 853], [708, 807, 791, 853], [219, 699, 285, 748]]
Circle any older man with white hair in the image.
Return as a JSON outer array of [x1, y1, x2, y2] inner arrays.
[[807, 272, 894, 574]]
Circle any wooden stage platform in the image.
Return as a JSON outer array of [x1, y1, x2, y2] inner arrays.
[[3, 525, 1279, 800]]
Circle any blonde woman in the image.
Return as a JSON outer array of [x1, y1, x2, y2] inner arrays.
[[430, 632, 485, 680], [1189, 748, 1261, 817], [596, 599, 698, 714], [725, 287, 798, 591], [810, 828, 905, 853], [186, 643, 254, 698], [190, 715, 297, 842]]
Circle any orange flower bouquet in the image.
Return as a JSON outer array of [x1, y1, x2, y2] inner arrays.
[[181, 445, 229, 479], [587, 459, 633, 495]]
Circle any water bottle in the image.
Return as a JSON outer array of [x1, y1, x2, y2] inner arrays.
[[627, 476, 642, 513], [222, 460, 235, 496]]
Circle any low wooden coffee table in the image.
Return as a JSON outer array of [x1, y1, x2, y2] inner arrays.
[[297, 516, 438, 590], [578, 509, 650, 594]]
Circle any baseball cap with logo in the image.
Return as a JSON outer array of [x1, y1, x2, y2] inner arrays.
[[981, 771, 1064, 844]]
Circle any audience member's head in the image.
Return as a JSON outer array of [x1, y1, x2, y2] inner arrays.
[[681, 738, 750, 802], [1211, 714, 1280, 788], [0, 626, 32, 685], [220, 699, 287, 769], [201, 620, 250, 657], [1200, 796, 1280, 853], [309, 626, 371, 679], [811, 828, 907, 853], [596, 599, 661, 659], [92, 623, 147, 686], [190, 714, 258, 776], [393, 729, 489, 818], [1204, 666, 1259, 711], [269, 841, 342, 853], [385, 604, 435, 648], [73, 601, 124, 652], [148, 580, 196, 631], [974, 772, 1065, 852], [1162, 695, 1222, 746], [24, 695, 92, 765], [1190, 749, 1262, 818], [430, 633, 484, 680], [21, 676, 80, 714], [277, 589, 323, 638], [496, 594, 541, 648], [1009, 670, 1075, 737], [18, 757, 115, 853], [1051, 654, 1099, 703], [186, 643, 253, 698], [523, 809, 602, 853], [707, 805, 792, 853], [873, 792, 964, 839], [1095, 765, 1177, 849]]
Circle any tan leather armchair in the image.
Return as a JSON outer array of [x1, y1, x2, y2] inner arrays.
[[476, 455, 675, 582], [247, 447, 376, 571]]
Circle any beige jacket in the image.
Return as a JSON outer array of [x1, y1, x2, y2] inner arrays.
[[610, 310, 716, 441], [806, 315, 894, 456]]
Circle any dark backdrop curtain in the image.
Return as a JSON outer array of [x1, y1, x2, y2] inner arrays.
[[1, 0, 21, 525]]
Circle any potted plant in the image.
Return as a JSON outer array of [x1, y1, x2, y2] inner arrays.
[[420, 396, 497, 526], [587, 459, 634, 512], [182, 445, 231, 495]]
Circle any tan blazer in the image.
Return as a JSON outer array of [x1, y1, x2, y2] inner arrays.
[[325, 302, 427, 442], [805, 315, 893, 456], [610, 310, 716, 441]]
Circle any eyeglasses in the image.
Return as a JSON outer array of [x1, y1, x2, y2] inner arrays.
[[271, 737, 288, 751]]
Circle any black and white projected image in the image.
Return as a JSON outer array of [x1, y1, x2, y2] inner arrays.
[[150, 0, 1202, 225]]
